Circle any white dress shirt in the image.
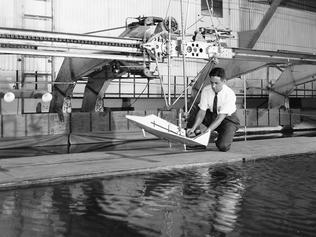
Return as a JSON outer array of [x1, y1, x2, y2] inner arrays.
[[198, 84, 237, 116]]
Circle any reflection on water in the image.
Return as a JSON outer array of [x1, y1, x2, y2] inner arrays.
[[0, 154, 316, 236]]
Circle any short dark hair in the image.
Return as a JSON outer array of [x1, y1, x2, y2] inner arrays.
[[209, 67, 226, 80]]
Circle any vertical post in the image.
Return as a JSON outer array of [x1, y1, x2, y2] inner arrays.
[[266, 65, 270, 102], [160, 75, 163, 97], [167, 15, 172, 106], [15, 70, 19, 89], [50, 0, 55, 96], [89, 112, 92, 132], [21, 56, 25, 114], [243, 76, 247, 141], [174, 76, 177, 98], [266, 65, 270, 125], [35, 71, 38, 90], [0, 113, 3, 138], [133, 74, 136, 97], [118, 78, 121, 97], [180, 0, 187, 114]]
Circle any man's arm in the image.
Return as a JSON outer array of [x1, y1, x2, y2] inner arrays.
[[206, 113, 226, 132], [186, 109, 206, 137]]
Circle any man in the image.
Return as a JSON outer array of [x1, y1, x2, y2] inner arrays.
[[186, 67, 239, 151]]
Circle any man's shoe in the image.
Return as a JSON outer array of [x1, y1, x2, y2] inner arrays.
[[186, 145, 206, 150]]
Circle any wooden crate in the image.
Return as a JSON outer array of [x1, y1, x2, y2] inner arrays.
[[91, 112, 110, 132], [245, 109, 258, 127], [257, 109, 269, 127], [2, 114, 26, 137], [268, 109, 280, 126], [290, 109, 301, 126], [127, 110, 145, 130], [279, 109, 290, 126], [71, 112, 91, 133], [110, 111, 129, 131], [300, 110, 316, 122], [26, 113, 49, 136], [48, 113, 69, 135], [236, 109, 245, 126]]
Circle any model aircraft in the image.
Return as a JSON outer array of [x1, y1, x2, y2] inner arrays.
[[126, 114, 211, 147]]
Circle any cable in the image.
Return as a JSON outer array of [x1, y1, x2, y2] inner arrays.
[[186, 15, 206, 31], [184, 0, 191, 33], [155, 56, 170, 108], [165, 0, 172, 19], [130, 81, 149, 106], [85, 26, 126, 35], [205, 0, 220, 45]]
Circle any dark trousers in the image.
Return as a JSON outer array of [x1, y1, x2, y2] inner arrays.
[[187, 103, 240, 152]]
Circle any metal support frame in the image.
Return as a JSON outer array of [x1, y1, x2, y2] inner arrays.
[[243, 76, 247, 141], [246, 0, 283, 48], [180, 0, 188, 114], [1, 25, 316, 110]]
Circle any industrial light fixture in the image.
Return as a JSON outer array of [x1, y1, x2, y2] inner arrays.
[[3, 92, 15, 102], [2, 91, 53, 103], [41, 92, 52, 102]]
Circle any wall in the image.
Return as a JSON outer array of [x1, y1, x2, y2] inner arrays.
[[0, 0, 316, 114], [238, 0, 316, 86], [239, 0, 316, 52]]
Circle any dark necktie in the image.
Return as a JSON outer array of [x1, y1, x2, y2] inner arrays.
[[213, 93, 218, 115]]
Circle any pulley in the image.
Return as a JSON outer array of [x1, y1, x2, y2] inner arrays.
[[163, 16, 178, 33]]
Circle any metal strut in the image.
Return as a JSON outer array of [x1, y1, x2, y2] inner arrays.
[[0, 27, 141, 49], [1, 27, 316, 65], [0, 27, 145, 61]]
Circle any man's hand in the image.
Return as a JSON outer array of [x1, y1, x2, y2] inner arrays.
[[186, 128, 196, 138]]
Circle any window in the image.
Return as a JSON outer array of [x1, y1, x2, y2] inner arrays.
[[201, 0, 223, 18]]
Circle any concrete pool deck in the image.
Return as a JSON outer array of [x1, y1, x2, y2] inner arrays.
[[0, 135, 316, 190]]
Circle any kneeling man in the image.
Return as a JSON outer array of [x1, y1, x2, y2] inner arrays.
[[186, 67, 240, 151]]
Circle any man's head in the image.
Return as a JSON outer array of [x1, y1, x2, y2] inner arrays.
[[209, 67, 226, 93]]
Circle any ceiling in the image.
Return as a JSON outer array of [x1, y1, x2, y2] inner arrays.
[[281, 0, 316, 12], [249, 0, 316, 13]]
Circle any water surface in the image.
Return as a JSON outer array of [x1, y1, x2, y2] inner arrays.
[[0, 153, 315, 236]]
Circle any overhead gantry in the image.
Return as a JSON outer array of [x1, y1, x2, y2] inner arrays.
[[0, 15, 316, 119]]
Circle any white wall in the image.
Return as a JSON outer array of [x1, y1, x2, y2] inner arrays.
[[239, 0, 316, 52], [0, 0, 316, 113]]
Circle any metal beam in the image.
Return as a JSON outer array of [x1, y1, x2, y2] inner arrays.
[[246, 0, 283, 48], [232, 48, 316, 65], [0, 48, 145, 61], [0, 27, 142, 54], [1, 27, 316, 66]]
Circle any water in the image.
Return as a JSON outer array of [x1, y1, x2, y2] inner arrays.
[[0, 154, 316, 237]]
